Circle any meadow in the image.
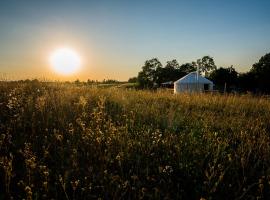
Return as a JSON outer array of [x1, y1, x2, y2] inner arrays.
[[0, 81, 270, 199]]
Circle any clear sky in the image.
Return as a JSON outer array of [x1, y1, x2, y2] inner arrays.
[[0, 0, 269, 81]]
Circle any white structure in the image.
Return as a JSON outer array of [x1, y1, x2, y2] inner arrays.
[[174, 72, 214, 93]]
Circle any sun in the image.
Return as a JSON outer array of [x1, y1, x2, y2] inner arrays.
[[49, 48, 81, 75]]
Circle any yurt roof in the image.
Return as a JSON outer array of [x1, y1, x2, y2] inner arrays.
[[174, 72, 213, 84]]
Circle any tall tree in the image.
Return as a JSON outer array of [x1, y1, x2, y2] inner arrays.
[[137, 58, 162, 88], [238, 72, 255, 92], [250, 53, 270, 92], [194, 56, 217, 75], [165, 59, 179, 69], [128, 77, 138, 83], [161, 59, 180, 82], [209, 66, 238, 91], [179, 63, 196, 74]]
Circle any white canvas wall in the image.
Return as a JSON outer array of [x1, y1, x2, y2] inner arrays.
[[174, 72, 214, 94], [174, 82, 213, 94]]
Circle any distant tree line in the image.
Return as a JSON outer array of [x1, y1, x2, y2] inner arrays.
[[134, 53, 270, 94], [79, 79, 122, 85], [9, 79, 124, 86], [133, 56, 216, 88]]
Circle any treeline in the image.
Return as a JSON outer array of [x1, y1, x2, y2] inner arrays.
[[86, 79, 123, 84], [130, 53, 270, 93], [9, 79, 123, 85]]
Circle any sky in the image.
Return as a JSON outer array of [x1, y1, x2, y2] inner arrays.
[[0, 0, 269, 81]]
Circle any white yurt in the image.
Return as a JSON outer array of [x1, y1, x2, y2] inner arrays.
[[174, 72, 213, 94]]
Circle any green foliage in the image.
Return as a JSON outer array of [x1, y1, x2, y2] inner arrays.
[[128, 77, 138, 83], [102, 79, 120, 84], [158, 60, 183, 84], [137, 58, 162, 88], [237, 72, 256, 92], [195, 56, 217, 75], [251, 53, 270, 92], [137, 56, 215, 89], [209, 66, 238, 91], [0, 82, 270, 199], [179, 63, 196, 74]]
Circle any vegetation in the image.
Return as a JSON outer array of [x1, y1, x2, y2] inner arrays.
[[250, 53, 270, 93], [136, 53, 270, 94], [1, 81, 270, 199], [208, 66, 238, 92], [137, 56, 216, 88], [128, 77, 138, 83]]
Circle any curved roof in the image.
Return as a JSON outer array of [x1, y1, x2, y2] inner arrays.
[[174, 72, 213, 84]]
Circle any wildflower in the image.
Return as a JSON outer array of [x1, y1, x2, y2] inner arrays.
[[25, 186, 31, 192], [227, 154, 232, 162], [79, 96, 87, 107], [116, 154, 121, 166], [56, 134, 63, 142], [71, 180, 80, 191], [141, 187, 147, 194], [163, 165, 173, 174], [43, 150, 49, 157], [59, 175, 63, 183], [17, 180, 24, 187], [123, 181, 129, 188], [25, 157, 36, 169], [43, 181, 48, 189], [25, 186, 32, 200], [43, 171, 49, 177], [72, 148, 77, 154]]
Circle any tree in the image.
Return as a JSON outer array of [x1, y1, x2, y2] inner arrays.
[[178, 63, 196, 74], [156, 60, 193, 84], [137, 56, 217, 89], [238, 72, 255, 92], [128, 77, 137, 83], [250, 53, 270, 93], [87, 79, 96, 84], [194, 56, 217, 75], [209, 66, 238, 92], [165, 59, 179, 69], [137, 58, 162, 88], [160, 59, 180, 83]]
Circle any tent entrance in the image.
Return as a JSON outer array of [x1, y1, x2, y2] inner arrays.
[[204, 84, 209, 91]]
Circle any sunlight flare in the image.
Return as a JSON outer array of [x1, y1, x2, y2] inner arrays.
[[49, 48, 81, 75]]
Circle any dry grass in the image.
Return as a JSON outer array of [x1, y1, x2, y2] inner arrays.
[[0, 81, 270, 199]]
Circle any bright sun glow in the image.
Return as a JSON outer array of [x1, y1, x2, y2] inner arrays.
[[49, 48, 81, 75]]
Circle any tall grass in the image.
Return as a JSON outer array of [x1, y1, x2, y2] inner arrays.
[[0, 81, 270, 199]]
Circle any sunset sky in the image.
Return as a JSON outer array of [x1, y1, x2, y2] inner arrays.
[[0, 0, 269, 81]]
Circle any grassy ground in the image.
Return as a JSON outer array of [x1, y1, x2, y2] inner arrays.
[[0, 81, 270, 199]]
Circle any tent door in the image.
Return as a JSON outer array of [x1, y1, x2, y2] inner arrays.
[[204, 84, 209, 91]]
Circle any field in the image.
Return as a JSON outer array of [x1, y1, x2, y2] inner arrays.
[[0, 81, 270, 199]]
